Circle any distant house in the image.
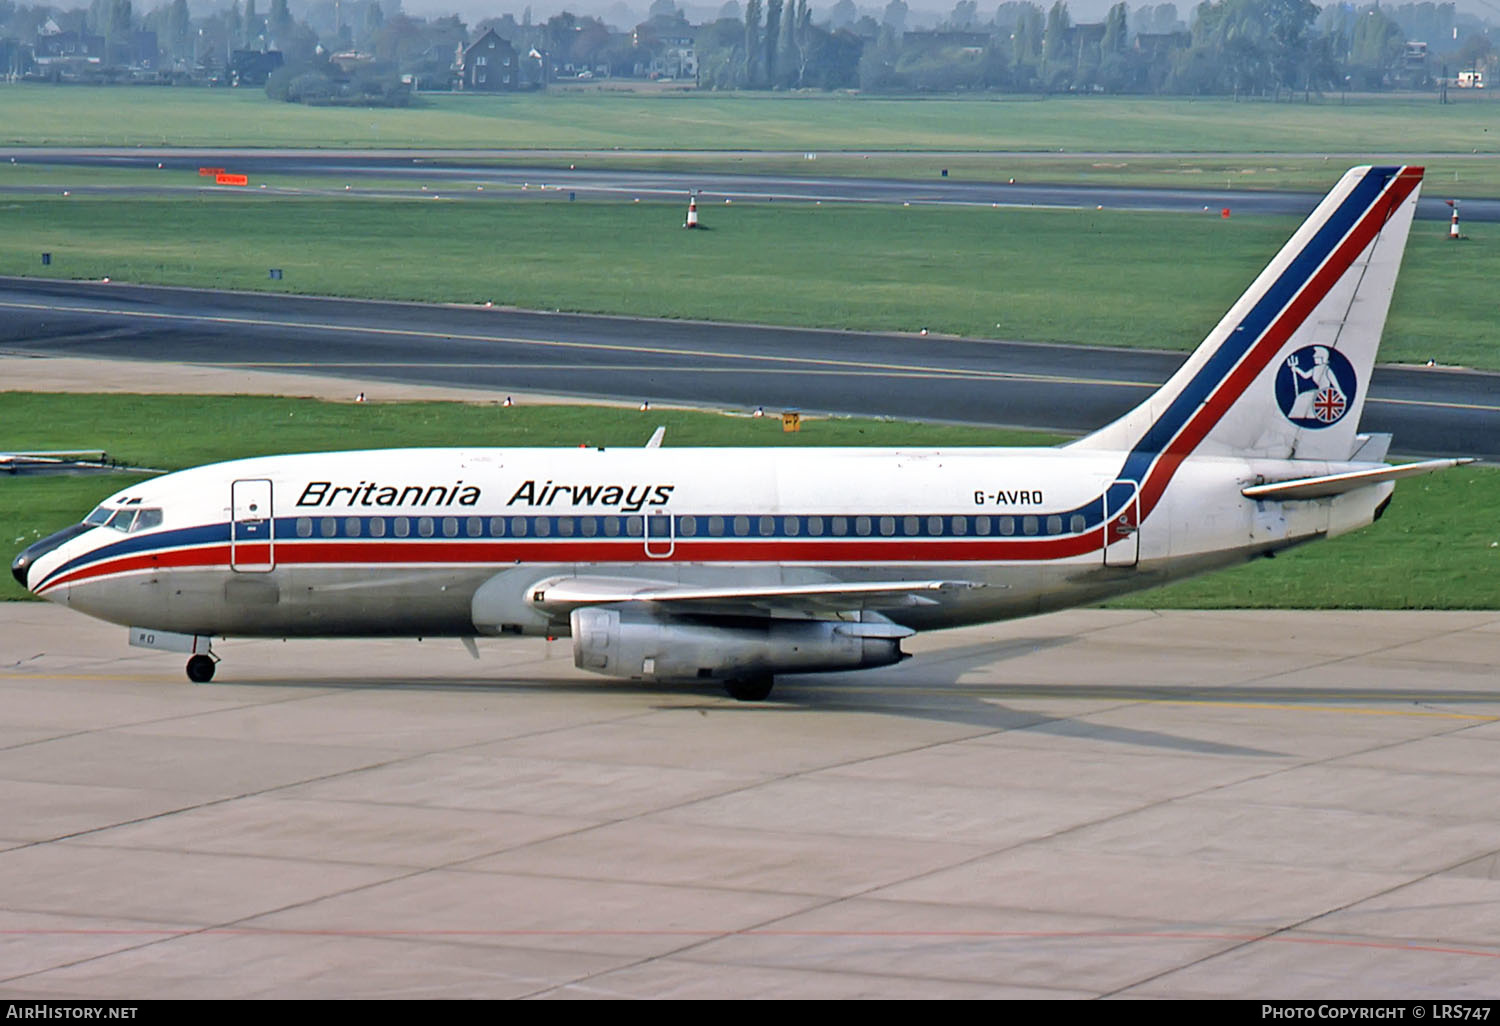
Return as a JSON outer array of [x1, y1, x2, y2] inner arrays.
[[229, 49, 283, 86], [456, 29, 517, 91], [33, 30, 104, 65], [634, 16, 696, 79]]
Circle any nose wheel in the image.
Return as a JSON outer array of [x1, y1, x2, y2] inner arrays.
[[186, 653, 218, 683]]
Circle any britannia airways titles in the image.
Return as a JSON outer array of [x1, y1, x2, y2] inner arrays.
[[294, 479, 678, 511]]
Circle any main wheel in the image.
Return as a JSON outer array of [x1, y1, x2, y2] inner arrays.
[[186, 654, 216, 683], [724, 674, 773, 702]]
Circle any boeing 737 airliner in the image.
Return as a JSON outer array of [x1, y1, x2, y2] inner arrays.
[[11, 165, 1470, 700]]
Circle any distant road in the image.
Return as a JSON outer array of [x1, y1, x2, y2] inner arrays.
[[1, 276, 1493, 462], [3, 148, 1496, 221]]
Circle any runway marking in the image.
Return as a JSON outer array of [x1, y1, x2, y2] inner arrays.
[[1369, 395, 1500, 413], [213, 360, 1152, 387]]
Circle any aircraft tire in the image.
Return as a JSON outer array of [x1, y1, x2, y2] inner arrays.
[[186, 654, 216, 683], [724, 674, 774, 702]]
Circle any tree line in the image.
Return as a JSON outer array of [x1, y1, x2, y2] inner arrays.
[[2, 0, 1493, 97]]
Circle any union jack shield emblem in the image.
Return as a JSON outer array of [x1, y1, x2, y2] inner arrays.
[[1312, 387, 1347, 423]]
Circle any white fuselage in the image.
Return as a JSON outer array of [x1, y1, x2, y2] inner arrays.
[[23, 445, 1391, 640]]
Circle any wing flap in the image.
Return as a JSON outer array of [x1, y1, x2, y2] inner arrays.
[[527, 576, 987, 615]]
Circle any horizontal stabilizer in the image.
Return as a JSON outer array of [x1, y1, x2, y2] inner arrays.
[[1242, 458, 1473, 502], [528, 576, 988, 615]]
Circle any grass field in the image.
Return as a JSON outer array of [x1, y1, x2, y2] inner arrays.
[[4, 393, 1495, 608], [1, 188, 1494, 368], [3, 85, 1500, 155]]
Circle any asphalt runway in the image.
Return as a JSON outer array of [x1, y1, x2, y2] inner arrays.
[[6, 147, 1498, 222], [2, 603, 1498, 998], [2, 276, 1495, 461]]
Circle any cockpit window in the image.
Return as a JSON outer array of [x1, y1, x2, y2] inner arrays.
[[99, 507, 163, 532]]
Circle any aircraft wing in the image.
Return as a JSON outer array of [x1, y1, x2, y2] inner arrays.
[[1242, 458, 1473, 502], [526, 575, 988, 617]]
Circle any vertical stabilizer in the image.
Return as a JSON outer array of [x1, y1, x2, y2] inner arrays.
[[1072, 165, 1423, 464]]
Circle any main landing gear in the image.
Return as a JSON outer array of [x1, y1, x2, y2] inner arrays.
[[724, 674, 774, 702], [186, 652, 219, 683]]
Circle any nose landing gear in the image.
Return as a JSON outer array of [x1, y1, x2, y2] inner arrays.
[[185, 653, 218, 683], [128, 628, 220, 683]]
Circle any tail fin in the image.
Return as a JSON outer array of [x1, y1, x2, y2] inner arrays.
[[1073, 165, 1423, 464]]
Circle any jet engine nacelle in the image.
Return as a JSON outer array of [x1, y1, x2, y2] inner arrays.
[[571, 605, 908, 681]]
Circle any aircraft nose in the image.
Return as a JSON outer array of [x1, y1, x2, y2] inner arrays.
[[12, 522, 93, 591]]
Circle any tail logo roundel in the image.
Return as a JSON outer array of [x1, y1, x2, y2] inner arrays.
[[1276, 345, 1358, 428]]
